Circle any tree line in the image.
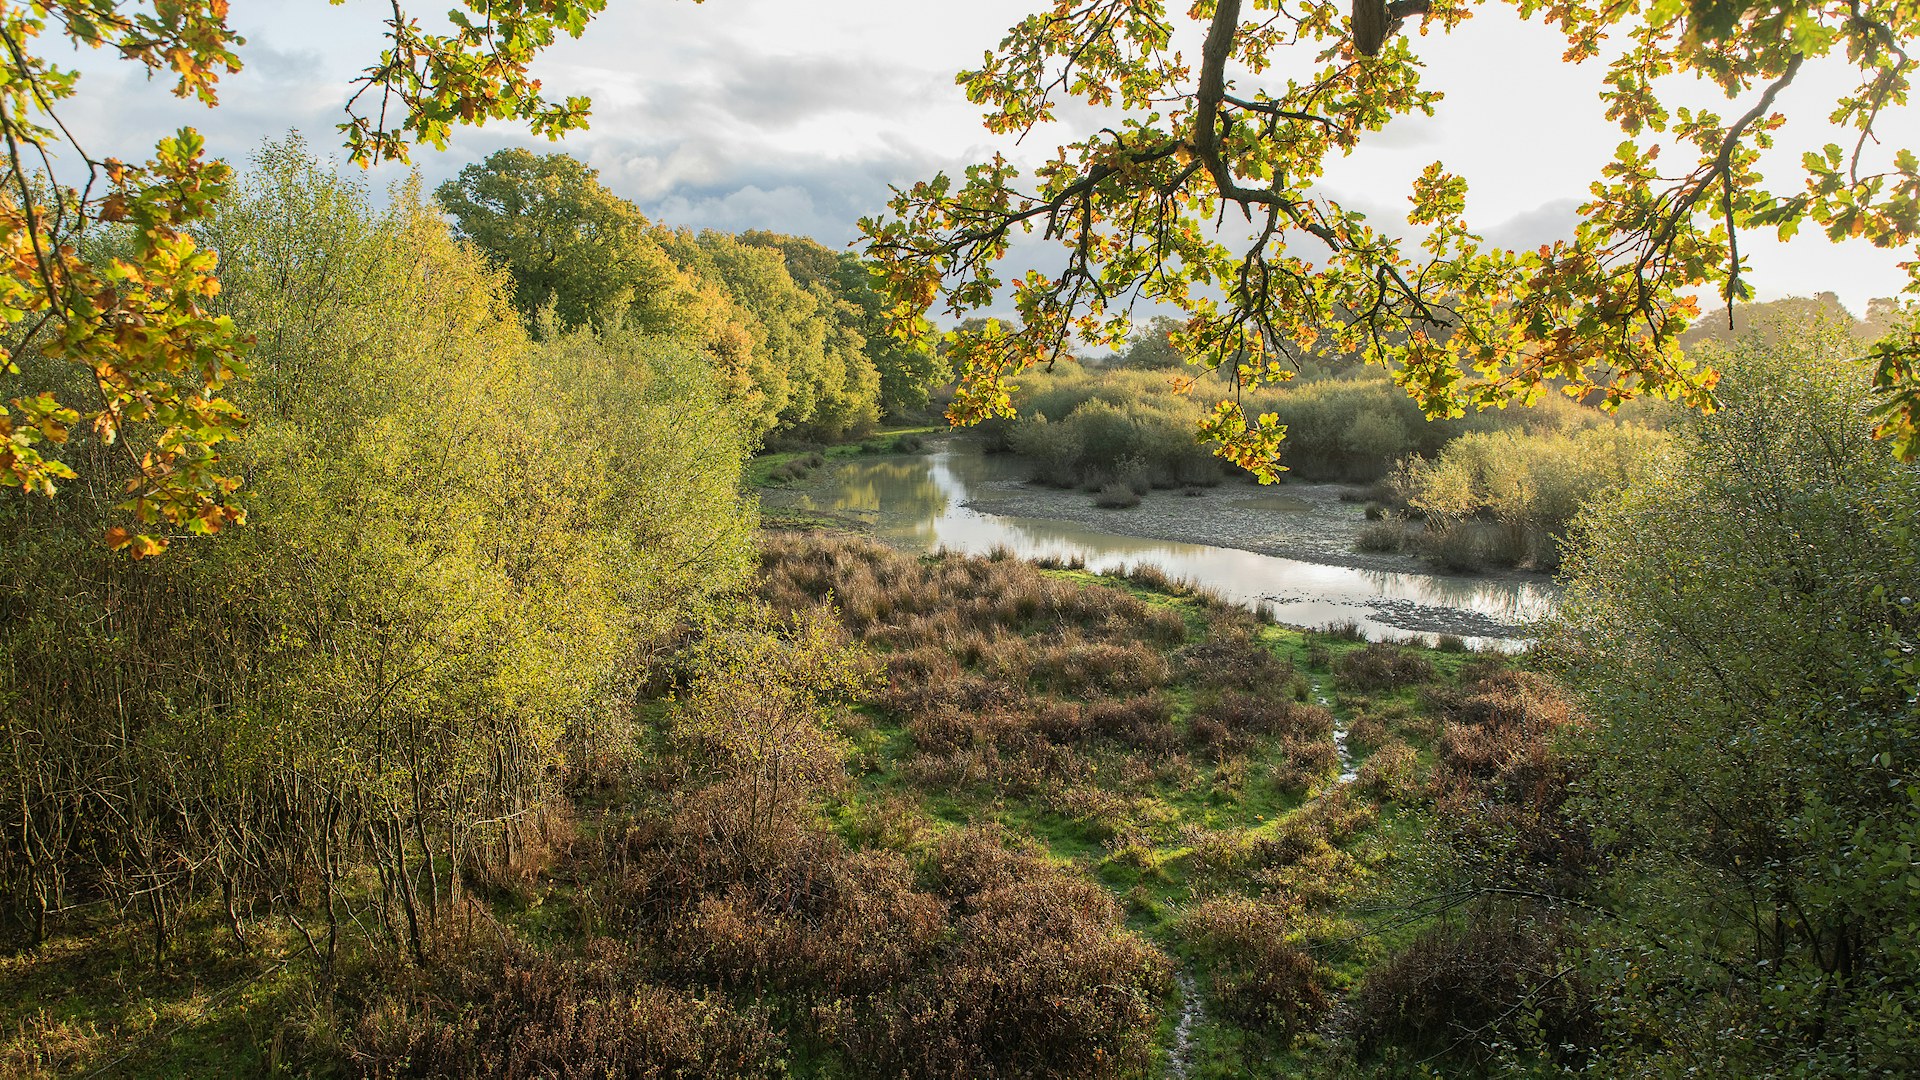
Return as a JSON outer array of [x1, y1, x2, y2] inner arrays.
[[435, 148, 950, 443]]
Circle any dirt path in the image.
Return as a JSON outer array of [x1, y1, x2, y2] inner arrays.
[[1167, 967, 1204, 1078]]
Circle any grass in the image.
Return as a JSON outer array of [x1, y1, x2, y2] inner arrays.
[[0, 906, 341, 1078], [12, 528, 1571, 1078], [753, 533, 1525, 1063]]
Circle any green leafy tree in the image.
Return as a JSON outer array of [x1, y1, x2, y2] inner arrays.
[[742, 230, 950, 418], [735, 231, 886, 436], [434, 160, 888, 440], [1550, 323, 1920, 1072], [1, 137, 755, 954], [1680, 292, 1911, 352], [663, 229, 886, 439], [435, 148, 683, 332], [0, 0, 610, 555], [863, 0, 1920, 476], [1116, 315, 1190, 370]]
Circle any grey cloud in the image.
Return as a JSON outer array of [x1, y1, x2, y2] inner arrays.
[[413, 122, 961, 247], [237, 40, 326, 85], [1481, 198, 1580, 250], [712, 54, 945, 127], [604, 139, 956, 242]]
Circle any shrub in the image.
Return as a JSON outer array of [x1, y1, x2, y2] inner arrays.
[[1176, 896, 1332, 1034], [1391, 424, 1670, 570], [819, 827, 1171, 1078], [1141, 605, 1190, 646], [1084, 694, 1180, 751], [1421, 523, 1485, 572], [1354, 518, 1407, 553], [1333, 643, 1435, 691], [1094, 483, 1142, 508], [1191, 691, 1332, 745], [1350, 911, 1593, 1065], [1427, 670, 1591, 891], [1355, 739, 1421, 801], [1544, 332, 1920, 1073], [351, 939, 787, 1078], [1281, 733, 1339, 783], [1187, 712, 1245, 756], [1345, 713, 1389, 755], [1176, 629, 1295, 693], [1030, 639, 1172, 695]]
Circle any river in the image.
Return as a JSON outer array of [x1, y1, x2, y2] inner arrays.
[[765, 439, 1558, 650]]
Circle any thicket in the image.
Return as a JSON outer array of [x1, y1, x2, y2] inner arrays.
[[1381, 424, 1672, 570], [1347, 326, 1920, 1077], [989, 362, 1655, 491], [0, 140, 756, 962], [1546, 328, 1920, 1074]]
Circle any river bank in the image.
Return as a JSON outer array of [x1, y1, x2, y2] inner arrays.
[[958, 455, 1545, 582], [760, 434, 1558, 645]]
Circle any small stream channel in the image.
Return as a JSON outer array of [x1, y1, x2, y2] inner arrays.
[[767, 439, 1558, 650]]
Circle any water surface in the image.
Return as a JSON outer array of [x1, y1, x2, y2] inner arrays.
[[771, 443, 1557, 649]]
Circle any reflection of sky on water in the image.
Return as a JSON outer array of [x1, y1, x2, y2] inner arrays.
[[780, 447, 1557, 649]]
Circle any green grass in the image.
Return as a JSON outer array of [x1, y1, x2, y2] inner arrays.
[[1, 906, 345, 1078]]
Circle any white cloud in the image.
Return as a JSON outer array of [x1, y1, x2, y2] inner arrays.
[[1483, 199, 1581, 251], [27, 0, 1917, 311]]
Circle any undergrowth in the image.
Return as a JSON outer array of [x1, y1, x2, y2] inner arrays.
[[3, 531, 1587, 1078]]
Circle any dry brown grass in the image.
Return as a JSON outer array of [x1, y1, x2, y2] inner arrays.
[[350, 938, 787, 1078], [459, 799, 580, 903], [1, 1011, 106, 1080]]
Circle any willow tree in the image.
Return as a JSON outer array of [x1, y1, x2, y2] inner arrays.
[[862, 0, 1920, 475]]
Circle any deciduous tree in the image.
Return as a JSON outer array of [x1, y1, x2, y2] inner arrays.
[[0, 0, 609, 554], [863, 0, 1920, 475]]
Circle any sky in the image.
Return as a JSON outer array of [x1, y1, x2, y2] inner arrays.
[[50, 0, 1920, 317]]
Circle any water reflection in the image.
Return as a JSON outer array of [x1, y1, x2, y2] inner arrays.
[[773, 443, 1557, 649]]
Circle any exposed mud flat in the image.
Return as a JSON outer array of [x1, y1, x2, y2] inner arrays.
[[963, 470, 1531, 584]]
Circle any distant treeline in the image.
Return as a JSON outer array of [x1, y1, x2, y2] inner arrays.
[[437, 148, 951, 443]]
